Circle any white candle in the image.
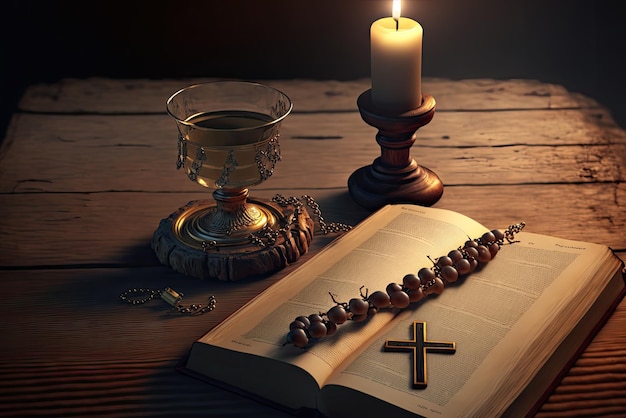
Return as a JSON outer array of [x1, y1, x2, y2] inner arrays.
[[370, 0, 423, 112]]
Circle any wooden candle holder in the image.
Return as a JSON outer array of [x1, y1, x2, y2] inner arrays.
[[348, 90, 443, 211]]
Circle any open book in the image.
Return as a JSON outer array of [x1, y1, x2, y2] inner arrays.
[[182, 205, 625, 417]]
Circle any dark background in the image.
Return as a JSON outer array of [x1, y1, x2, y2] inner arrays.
[[2, 0, 625, 135]]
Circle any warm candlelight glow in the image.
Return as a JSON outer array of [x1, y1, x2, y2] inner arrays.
[[392, 0, 401, 21]]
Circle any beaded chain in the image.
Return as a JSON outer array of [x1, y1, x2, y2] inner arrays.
[[284, 222, 526, 348], [122, 194, 348, 314], [249, 194, 353, 247], [119, 287, 216, 315]]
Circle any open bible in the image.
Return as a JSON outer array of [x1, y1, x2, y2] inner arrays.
[[182, 205, 625, 417]]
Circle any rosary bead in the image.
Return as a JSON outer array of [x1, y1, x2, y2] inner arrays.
[[349, 298, 369, 316], [368, 290, 391, 309], [464, 239, 478, 248], [296, 315, 311, 329], [464, 246, 479, 259], [436, 256, 454, 267], [481, 231, 497, 244], [386, 282, 403, 294], [476, 245, 492, 262], [427, 277, 445, 295], [408, 287, 425, 302], [492, 229, 505, 242], [308, 314, 324, 323], [440, 265, 459, 282], [288, 328, 309, 348], [416, 269, 435, 283], [489, 242, 500, 257], [327, 305, 348, 324], [390, 290, 410, 309], [448, 249, 464, 262], [290, 320, 307, 330], [405, 273, 423, 290], [455, 258, 472, 275], [308, 321, 327, 339]]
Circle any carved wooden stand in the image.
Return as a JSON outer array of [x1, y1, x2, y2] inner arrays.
[[152, 198, 314, 281], [348, 90, 443, 211]]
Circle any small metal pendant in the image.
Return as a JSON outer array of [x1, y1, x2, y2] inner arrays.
[[160, 287, 183, 307]]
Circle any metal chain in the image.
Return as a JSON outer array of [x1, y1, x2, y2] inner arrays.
[[249, 194, 352, 248], [122, 195, 347, 310], [504, 222, 526, 243], [119, 288, 160, 305], [119, 287, 216, 315], [271, 194, 353, 234]]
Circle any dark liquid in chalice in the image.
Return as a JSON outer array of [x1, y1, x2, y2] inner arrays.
[[181, 111, 279, 189], [189, 110, 274, 131]]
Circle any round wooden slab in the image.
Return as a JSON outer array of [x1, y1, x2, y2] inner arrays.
[[151, 199, 315, 281]]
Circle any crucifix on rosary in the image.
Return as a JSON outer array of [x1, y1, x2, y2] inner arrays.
[[384, 321, 456, 389]]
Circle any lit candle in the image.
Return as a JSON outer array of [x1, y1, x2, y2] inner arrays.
[[370, 0, 423, 112]]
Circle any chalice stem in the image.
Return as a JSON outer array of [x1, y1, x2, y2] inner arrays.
[[209, 188, 266, 236]]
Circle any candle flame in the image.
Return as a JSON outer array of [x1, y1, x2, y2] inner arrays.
[[392, 0, 401, 20]]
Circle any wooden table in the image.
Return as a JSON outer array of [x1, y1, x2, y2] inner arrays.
[[1, 77, 625, 417]]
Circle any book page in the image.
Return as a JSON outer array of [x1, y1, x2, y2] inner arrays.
[[192, 205, 490, 400], [318, 232, 617, 417]]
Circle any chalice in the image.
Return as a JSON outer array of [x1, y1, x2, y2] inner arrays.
[[152, 81, 314, 281]]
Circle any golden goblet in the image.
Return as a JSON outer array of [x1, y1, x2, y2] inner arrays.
[[152, 81, 314, 281]]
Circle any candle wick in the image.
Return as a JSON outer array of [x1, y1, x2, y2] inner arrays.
[[395, 18, 399, 31]]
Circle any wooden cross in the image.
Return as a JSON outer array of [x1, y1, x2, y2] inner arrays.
[[384, 321, 456, 389]]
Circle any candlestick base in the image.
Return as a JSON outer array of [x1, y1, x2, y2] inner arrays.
[[348, 90, 443, 211]]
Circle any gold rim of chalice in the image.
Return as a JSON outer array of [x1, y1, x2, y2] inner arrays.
[[167, 81, 292, 132]]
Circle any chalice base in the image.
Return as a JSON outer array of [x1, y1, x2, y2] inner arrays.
[[152, 198, 314, 281], [348, 158, 443, 211]]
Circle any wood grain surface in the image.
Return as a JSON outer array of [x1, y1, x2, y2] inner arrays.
[[1, 77, 624, 417]]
